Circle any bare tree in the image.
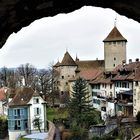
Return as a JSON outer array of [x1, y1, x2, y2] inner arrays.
[[17, 63, 37, 87], [47, 64, 60, 106], [36, 69, 51, 96], [0, 67, 18, 89]]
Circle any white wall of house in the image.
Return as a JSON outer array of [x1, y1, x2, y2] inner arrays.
[[100, 83, 115, 98], [115, 81, 133, 96], [133, 81, 140, 117], [28, 96, 46, 131], [106, 102, 115, 116], [9, 130, 26, 140]]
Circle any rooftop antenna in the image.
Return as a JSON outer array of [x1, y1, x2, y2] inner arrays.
[[114, 14, 117, 27]]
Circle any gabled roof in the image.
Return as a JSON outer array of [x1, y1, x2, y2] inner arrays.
[[60, 51, 77, 66], [103, 26, 127, 42], [53, 61, 60, 67], [8, 87, 40, 107]]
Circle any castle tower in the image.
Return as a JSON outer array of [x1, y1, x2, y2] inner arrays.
[[103, 26, 127, 71], [53, 51, 78, 96]]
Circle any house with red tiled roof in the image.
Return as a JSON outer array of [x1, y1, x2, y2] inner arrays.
[[8, 87, 47, 140], [0, 87, 9, 116]]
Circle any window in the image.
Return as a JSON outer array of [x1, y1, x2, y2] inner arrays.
[[114, 57, 116, 61], [113, 64, 115, 67], [33, 98, 39, 104], [134, 99, 136, 106], [62, 76, 64, 79], [66, 82, 68, 85], [110, 84, 112, 89], [34, 107, 41, 115], [14, 120, 21, 130], [14, 109, 20, 116], [113, 41, 116, 45]]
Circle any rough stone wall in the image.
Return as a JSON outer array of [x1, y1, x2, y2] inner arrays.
[[104, 41, 126, 71], [0, 0, 140, 48], [58, 65, 77, 92]]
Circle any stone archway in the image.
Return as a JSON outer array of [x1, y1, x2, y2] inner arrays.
[[0, 0, 140, 48]]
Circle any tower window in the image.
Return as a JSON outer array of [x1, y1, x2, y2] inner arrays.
[[114, 57, 116, 61], [113, 41, 116, 45], [62, 76, 64, 79], [113, 64, 115, 67]]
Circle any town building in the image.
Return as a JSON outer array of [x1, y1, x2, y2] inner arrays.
[[8, 87, 47, 140]]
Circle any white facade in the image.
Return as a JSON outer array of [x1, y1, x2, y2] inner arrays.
[[114, 81, 133, 97], [9, 130, 26, 140], [28, 96, 47, 131], [92, 83, 116, 120], [133, 81, 140, 117]]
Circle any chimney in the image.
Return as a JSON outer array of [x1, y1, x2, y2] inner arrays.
[[129, 59, 132, 63], [122, 60, 126, 65], [136, 58, 139, 62]]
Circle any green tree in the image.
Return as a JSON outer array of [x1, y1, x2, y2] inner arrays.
[[33, 117, 42, 132], [68, 77, 99, 130]]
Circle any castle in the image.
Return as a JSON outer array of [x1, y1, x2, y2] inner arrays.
[[53, 25, 140, 118]]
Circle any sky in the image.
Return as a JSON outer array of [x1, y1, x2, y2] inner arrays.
[[0, 6, 140, 69]]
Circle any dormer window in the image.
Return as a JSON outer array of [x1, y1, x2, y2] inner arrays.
[[135, 81, 138, 86], [33, 98, 39, 104]]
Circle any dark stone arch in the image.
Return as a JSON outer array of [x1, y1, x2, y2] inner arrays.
[[0, 0, 140, 48]]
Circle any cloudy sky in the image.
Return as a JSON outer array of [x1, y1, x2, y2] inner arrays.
[[0, 6, 140, 69]]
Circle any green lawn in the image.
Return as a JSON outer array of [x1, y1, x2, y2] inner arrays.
[[20, 138, 31, 140], [47, 107, 69, 121]]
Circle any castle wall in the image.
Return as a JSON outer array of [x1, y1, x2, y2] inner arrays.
[[104, 41, 126, 71]]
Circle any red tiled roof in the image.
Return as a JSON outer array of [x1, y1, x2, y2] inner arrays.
[[78, 69, 103, 81], [0, 87, 7, 101], [69, 60, 105, 81], [103, 26, 127, 42]]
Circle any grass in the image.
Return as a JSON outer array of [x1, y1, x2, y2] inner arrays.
[[20, 138, 31, 140], [133, 126, 140, 135], [47, 107, 69, 121]]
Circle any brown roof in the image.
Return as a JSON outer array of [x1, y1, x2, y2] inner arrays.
[[53, 61, 60, 67], [103, 26, 127, 42], [73, 60, 105, 81], [8, 87, 39, 107], [90, 72, 112, 84], [60, 51, 77, 66], [76, 60, 104, 69], [112, 61, 140, 81]]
